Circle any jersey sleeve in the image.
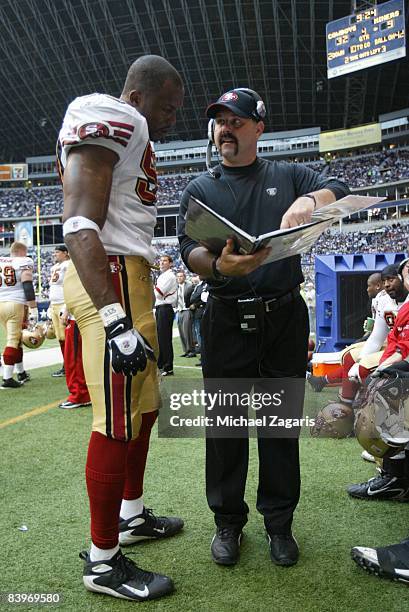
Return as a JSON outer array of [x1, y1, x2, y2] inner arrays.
[[14, 256, 34, 271], [359, 308, 390, 357], [155, 272, 177, 300], [58, 94, 140, 161]]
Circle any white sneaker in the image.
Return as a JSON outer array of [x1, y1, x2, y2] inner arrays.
[[361, 450, 376, 463]]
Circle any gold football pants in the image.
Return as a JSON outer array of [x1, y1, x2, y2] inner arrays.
[[0, 301, 24, 348], [64, 256, 159, 441]]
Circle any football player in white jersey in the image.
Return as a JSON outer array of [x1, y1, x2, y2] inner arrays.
[[0, 242, 37, 388], [58, 55, 184, 602], [49, 245, 70, 377], [343, 264, 408, 397]]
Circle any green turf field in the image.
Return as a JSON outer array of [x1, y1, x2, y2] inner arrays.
[[1, 339, 408, 612]]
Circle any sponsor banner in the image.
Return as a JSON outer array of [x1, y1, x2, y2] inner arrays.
[[14, 220, 33, 247], [319, 123, 381, 152], [0, 164, 28, 181]]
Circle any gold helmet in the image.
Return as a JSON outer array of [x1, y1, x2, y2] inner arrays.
[[355, 375, 409, 458], [22, 325, 45, 349], [43, 321, 56, 340], [310, 402, 354, 438]]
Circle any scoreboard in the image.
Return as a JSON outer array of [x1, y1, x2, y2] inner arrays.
[[326, 0, 406, 79]]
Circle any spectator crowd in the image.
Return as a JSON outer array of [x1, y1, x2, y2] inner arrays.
[[0, 148, 409, 219]]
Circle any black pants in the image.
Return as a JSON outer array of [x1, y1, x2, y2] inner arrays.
[[201, 294, 309, 534], [156, 304, 175, 372]]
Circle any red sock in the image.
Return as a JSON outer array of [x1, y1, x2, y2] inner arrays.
[[3, 346, 20, 365], [59, 340, 65, 360], [86, 431, 128, 549], [123, 411, 158, 500], [325, 365, 343, 384], [340, 351, 358, 401], [358, 365, 371, 383]]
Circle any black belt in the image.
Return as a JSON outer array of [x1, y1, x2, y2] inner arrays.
[[210, 287, 300, 313]]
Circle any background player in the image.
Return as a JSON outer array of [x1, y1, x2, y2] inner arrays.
[[59, 55, 184, 602], [48, 245, 70, 377], [0, 241, 37, 388]]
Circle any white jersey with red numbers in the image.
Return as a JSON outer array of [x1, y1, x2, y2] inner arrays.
[[49, 260, 70, 304], [0, 256, 34, 304], [375, 290, 407, 330], [58, 93, 158, 262]]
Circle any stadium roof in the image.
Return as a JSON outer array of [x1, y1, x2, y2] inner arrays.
[[1, 0, 408, 161]]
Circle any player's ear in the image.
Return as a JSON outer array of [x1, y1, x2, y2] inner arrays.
[[129, 90, 142, 107]]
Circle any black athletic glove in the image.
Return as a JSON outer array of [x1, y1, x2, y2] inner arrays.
[[105, 317, 155, 376]]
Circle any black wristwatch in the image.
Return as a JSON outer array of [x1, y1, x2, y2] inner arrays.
[[212, 256, 228, 281], [303, 193, 317, 209]]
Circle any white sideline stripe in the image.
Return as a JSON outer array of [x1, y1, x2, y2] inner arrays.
[[0, 347, 62, 376]]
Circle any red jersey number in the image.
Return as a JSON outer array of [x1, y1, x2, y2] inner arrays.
[[135, 142, 157, 206], [0, 266, 17, 287], [384, 311, 396, 329]]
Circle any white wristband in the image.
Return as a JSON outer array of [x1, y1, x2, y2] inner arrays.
[[63, 216, 101, 237], [99, 303, 126, 327]]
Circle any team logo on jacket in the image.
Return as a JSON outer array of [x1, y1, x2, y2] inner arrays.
[[77, 122, 111, 140], [266, 187, 277, 196]]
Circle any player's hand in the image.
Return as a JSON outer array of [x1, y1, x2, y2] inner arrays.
[[28, 307, 39, 327], [347, 362, 361, 381], [280, 197, 315, 229], [216, 239, 270, 277], [106, 317, 156, 376]]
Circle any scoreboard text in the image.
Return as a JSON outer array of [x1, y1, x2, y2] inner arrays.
[[326, 0, 406, 79]]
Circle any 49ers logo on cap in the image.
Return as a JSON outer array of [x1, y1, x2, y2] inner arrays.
[[220, 92, 239, 102], [77, 122, 110, 140]]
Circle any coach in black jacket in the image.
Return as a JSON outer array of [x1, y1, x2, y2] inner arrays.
[[178, 88, 349, 568]]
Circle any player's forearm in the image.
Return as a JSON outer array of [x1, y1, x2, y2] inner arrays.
[[380, 353, 403, 368], [65, 229, 118, 310]]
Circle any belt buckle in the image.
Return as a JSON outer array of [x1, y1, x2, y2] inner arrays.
[[264, 297, 277, 312]]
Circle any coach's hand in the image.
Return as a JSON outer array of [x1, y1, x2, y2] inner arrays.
[[216, 239, 270, 277], [106, 317, 156, 376], [280, 196, 315, 229]]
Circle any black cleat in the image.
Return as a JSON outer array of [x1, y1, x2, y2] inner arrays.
[[211, 526, 243, 566], [161, 370, 174, 377], [119, 507, 184, 546], [80, 549, 174, 601], [347, 470, 409, 501], [307, 374, 327, 393], [17, 371, 31, 383], [351, 538, 409, 583], [1, 378, 22, 389], [267, 533, 299, 566], [51, 367, 65, 378]]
